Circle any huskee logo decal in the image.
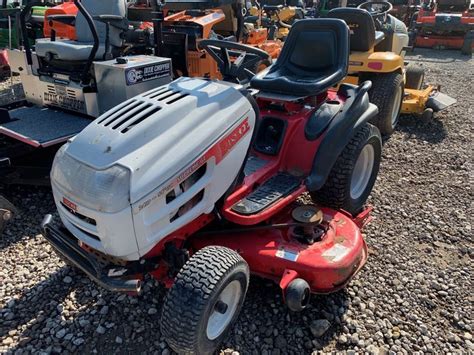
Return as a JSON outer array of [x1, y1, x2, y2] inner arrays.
[[62, 197, 77, 212], [218, 118, 251, 159], [136, 116, 251, 212]]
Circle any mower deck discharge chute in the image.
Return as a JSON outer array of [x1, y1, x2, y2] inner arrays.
[[42, 18, 382, 353], [328, 2, 456, 135]]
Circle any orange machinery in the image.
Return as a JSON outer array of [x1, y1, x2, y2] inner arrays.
[[162, 8, 281, 78], [43, 1, 77, 40]]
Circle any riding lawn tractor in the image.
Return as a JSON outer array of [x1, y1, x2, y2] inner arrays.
[[42, 18, 382, 354], [388, 0, 420, 26], [412, 0, 474, 54], [328, 2, 456, 135], [248, 2, 305, 39], [160, 1, 279, 79]]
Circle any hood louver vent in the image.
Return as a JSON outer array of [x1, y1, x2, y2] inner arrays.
[[145, 88, 189, 104], [120, 106, 162, 133], [110, 102, 153, 130], [142, 86, 169, 98], [97, 99, 140, 125], [96, 85, 191, 134]]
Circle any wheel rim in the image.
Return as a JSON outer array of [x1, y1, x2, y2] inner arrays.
[[391, 85, 403, 127], [350, 144, 375, 200], [206, 280, 242, 340]]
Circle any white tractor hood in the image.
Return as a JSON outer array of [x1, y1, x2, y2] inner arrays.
[[65, 77, 255, 203]]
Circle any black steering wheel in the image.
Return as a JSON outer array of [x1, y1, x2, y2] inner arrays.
[[357, 1, 393, 22], [198, 39, 272, 83]]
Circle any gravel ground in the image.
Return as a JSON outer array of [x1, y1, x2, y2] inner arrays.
[[0, 48, 473, 354]]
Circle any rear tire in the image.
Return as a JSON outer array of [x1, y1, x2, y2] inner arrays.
[[405, 64, 425, 90], [161, 246, 249, 355], [367, 72, 404, 136], [310, 123, 382, 216]]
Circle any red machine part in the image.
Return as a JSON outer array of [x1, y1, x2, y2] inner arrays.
[[143, 89, 367, 295], [190, 205, 368, 294], [415, 2, 474, 49], [43, 2, 78, 40], [415, 34, 466, 48], [0, 50, 9, 74], [222, 90, 342, 226]]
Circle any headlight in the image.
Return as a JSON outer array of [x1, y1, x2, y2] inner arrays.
[[51, 144, 131, 213]]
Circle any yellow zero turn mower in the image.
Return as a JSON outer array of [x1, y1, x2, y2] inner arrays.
[[328, 2, 456, 135]]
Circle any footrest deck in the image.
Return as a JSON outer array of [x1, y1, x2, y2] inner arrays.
[[231, 173, 301, 215]]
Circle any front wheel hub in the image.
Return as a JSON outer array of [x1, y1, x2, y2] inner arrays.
[[350, 144, 375, 200], [206, 280, 242, 340]]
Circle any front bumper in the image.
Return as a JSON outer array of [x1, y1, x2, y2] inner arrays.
[[41, 214, 142, 293]]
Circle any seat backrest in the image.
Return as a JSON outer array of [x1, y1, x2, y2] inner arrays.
[[250, 19, 349, 97], [327, 8, 375, 52], [75, 0, 126, 47], [276, 18, 349, 79]]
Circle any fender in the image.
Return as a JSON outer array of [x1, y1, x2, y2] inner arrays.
[[305, 81, 378, 191], [304, 101, 342, 141], [348, 51, 404, 74]]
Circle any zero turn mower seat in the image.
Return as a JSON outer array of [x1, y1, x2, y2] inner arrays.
[[250, 19, 349, 97], [327, 8, 385, 52], [35, 0, 127, 61]]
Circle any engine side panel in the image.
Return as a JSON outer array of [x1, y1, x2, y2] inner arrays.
[[131, 113, 254, 257]]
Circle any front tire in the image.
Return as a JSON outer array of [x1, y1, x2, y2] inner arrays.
[[367, 72, 404, 136], [161, 246, 249, 354], [310, 123, 382, 216]]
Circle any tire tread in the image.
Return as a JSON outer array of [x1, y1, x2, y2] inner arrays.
[[310, 123, 381, 215], [161, 246, 248, 354], [368, 72, 404, 135]]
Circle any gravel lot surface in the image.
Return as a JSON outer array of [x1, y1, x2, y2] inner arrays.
[[0, 48, 472, 354]]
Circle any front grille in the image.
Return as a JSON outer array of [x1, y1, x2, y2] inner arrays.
[[59, 202, 100, 242], [60, 202, 97, 226], [73, 224, 101, 242]]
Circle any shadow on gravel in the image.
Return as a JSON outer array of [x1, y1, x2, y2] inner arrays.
[[0, 268, 74, 343], [0, 185, 55, 251], [406, 48, 472, 63], [1, 269, 351, 352], [396, 114, 448, 144], [224, 276, 350, 352]]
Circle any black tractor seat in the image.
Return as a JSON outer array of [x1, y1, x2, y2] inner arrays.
[[327, 8, 385, 52], [250, 19, 349, 98]]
